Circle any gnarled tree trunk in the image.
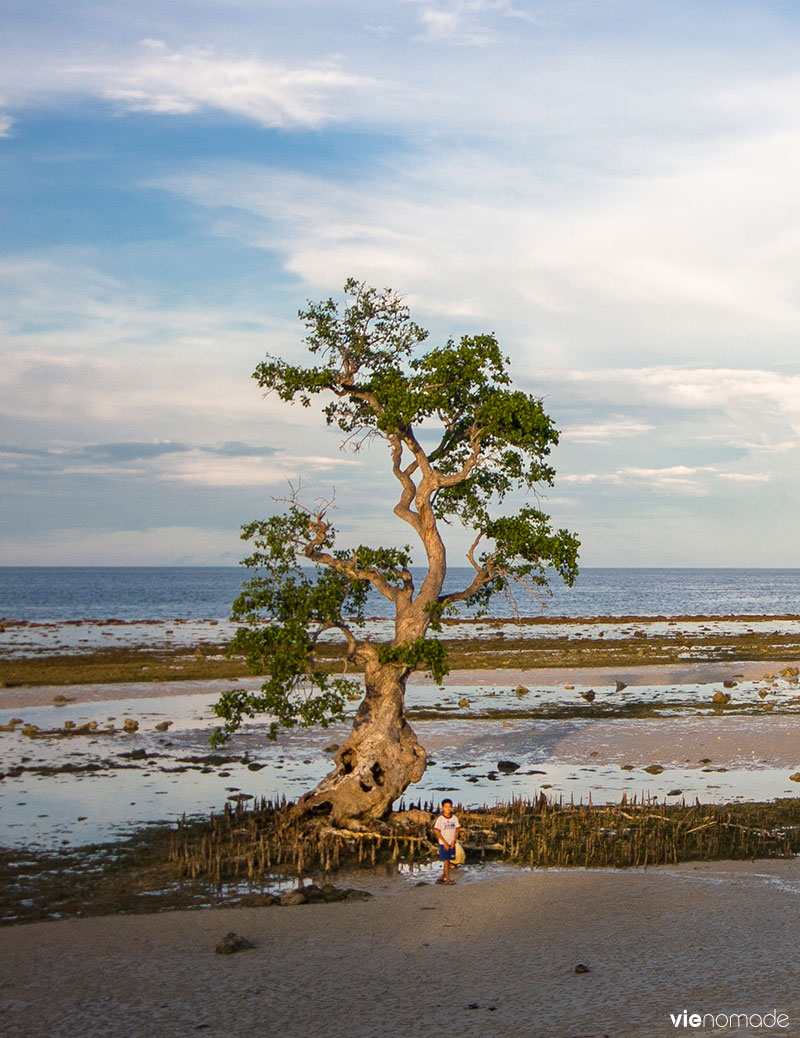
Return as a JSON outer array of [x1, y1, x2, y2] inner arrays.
[[294, 659, 426, 829]]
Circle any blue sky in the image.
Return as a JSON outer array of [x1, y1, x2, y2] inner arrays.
[[2, 0, 800, 567]]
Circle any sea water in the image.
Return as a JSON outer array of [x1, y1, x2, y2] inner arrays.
[[1, 566, 799, 622]]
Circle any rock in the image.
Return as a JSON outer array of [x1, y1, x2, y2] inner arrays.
[[323, 744, 340, 754], [514, 685, 530, 698], [227, 793, 254, 804], [391, 808, 431, 827], [723, 679, 737, 689], [759, 689, 769, 699], [580, 689, 596, 702], [666, 789, 683, 796], [236, 893, 279, 907], [215, 932, 254, 954], [497, 760, 520, 773], [574, 963, 590, 973], [247, 762, 265, 771], [790, 773, 800, 783], [154, 721, 173, 732], [279, 888, 307, 906], [122, 718, 139, 732], [620, 764, 635, 771], [614, 680, 627, 692], [781, 666, 799, 679], [344, 888, 372, 901], [644, 764, 664, 774], [711, 691, 731, 706], [458, 697, 470, 708]]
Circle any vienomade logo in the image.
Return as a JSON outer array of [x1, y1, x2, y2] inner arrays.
[[670, 1009, 789, 1030]]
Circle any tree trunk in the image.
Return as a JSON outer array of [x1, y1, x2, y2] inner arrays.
[[293, 660, 426, 830]]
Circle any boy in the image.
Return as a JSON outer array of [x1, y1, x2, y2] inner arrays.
[[433, 798, 461, 884]]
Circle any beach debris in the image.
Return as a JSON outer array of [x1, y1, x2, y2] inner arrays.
[[514, 685, 530, 698], [215, 932, 254, 955], [497, 760, 521, 773], [574, 963, 591, 974], [614, 680, 627, 692], [580, 689, 596, 702]]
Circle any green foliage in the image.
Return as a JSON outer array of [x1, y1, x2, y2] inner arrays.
[[376, 637, 450, 684], [217, 278, 580, 743]]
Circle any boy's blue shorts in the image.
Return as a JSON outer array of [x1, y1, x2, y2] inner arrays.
[[438, 844, 456, 861]]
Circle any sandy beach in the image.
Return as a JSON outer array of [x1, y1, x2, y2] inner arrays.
[[2, 858, 799, 1037]]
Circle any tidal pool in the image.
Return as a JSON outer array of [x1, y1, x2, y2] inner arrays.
[[2, 682, 799, 849]]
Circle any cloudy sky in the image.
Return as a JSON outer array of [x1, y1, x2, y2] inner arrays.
[[2, 0, 799, 568]]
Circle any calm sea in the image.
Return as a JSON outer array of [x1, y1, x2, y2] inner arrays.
[[0, 567, 798, 622]]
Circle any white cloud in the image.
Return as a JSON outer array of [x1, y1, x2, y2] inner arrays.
[[156, 112, 800, 372], [409, 0, 538, 45], [561, 418, 654, 443], [563, 465, 719, 494], [84, 39, 372, 128], [554, 367, 800, 450], [157, 449, 360, 487]]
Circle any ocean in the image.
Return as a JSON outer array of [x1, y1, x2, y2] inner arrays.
[[1, 566, 798, 623]]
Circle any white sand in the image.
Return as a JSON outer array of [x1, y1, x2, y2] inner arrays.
[[2, 859, 799, 1037]]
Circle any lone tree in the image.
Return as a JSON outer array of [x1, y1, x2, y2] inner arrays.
[[215, 279, 579, 830]]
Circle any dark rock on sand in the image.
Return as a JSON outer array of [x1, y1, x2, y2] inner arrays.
[[497, 760, 520, 773], [215, 932, 254, 954], [279, 888, 307, 906]]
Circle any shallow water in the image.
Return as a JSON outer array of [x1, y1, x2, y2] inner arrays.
[[2, 682, 799, 849]]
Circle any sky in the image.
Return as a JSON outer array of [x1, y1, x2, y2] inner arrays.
[[2, 0, 800, 568]]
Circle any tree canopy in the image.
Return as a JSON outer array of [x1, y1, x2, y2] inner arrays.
[[213, 278, 579, 754]]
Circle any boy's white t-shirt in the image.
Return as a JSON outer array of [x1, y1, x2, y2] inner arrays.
[[434, 813, 460, 845]]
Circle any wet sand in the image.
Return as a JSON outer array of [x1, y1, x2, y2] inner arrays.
[[2, 858, 799, 1038], [1, 659, 793, 711]]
